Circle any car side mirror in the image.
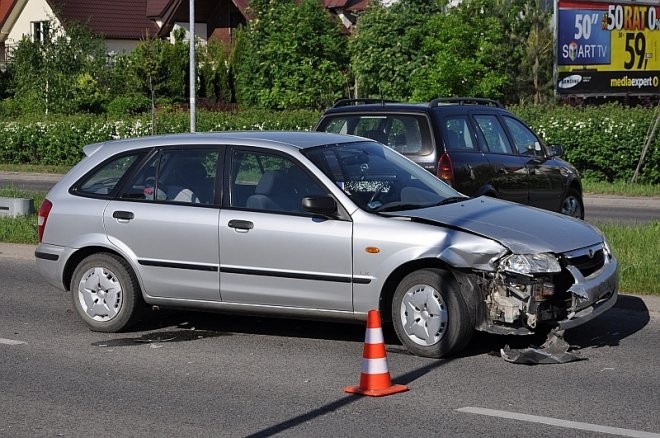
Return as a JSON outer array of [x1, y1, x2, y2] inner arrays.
[[302, 196, 337, 216], [548, 144, 564, 157]]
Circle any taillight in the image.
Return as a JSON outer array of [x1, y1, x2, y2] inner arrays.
[[437, 153, 455, 187], [37, 199, 53, 242]]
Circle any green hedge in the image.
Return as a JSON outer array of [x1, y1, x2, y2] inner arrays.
[[0, 109, 321, 166], [1, 105, 658, 183], [510, 103, 659, 184]]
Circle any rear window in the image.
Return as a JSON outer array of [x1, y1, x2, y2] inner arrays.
[[319, 113, 434, 156], [76, 153, 142, 197]]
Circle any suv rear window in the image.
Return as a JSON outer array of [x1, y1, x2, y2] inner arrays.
[[320, 113, 434, 156]]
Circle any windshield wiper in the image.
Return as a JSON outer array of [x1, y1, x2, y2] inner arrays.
[[373, 202, 426, 213], [434, 196, 469, 206]]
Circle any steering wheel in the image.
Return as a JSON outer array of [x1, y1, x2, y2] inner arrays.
[[367, 182, 388, 207]]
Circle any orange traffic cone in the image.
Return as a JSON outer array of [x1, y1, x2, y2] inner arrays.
[[344, 309, 409, 397]]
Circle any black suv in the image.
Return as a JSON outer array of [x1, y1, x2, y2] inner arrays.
[[315, 98, 584, 219]]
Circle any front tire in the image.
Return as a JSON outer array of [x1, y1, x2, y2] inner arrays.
[[70, 253, 143, 332], [392, 269, 472, 358], [560, 188, 584, 219]]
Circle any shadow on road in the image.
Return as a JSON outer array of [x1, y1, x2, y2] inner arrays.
[[244, 358, 448, 438], [452, 294, 651, 358], [103, 295, 650, 361]]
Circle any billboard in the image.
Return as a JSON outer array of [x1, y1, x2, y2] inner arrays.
[[556, 0, 659, 96]]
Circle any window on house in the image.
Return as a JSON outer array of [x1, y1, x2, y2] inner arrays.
[[32, 21, 50, 43]]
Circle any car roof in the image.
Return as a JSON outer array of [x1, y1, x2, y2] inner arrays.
[[83, 131, 365, 157], [321, 98, 505, 116]]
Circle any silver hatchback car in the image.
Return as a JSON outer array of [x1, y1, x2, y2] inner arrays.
[[36, 131, 618, 358]]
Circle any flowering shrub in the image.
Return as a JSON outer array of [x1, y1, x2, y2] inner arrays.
[[1, 105, 658, 183], [511, 104, 659, 184], [0, 110, 321, 166]]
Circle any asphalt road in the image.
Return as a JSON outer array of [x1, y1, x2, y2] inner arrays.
[[1, 171, 659, 224], [1, 251, 659, 437]]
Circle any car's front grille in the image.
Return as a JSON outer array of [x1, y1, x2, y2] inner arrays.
[[563, 244, 606, 278]]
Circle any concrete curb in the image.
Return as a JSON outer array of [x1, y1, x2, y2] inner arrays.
[[0, 171, 63, 183], [3, 242, 658, 314], [583, 194, 660, 209]]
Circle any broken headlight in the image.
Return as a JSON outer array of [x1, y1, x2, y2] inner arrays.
[[500, 253, 561, 275]]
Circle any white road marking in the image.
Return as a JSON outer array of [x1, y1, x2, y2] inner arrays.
[[456, 407, 660, 438], [0, 338, 26, 345]]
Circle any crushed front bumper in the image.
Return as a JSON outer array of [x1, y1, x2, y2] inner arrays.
[[557, 255, 619, 330]]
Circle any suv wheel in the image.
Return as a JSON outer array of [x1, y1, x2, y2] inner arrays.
[[392, 268, 472, 358], [70, 253, 143, 332], [560, 188, 584, 219]]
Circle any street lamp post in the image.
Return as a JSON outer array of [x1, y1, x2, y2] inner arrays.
[[189, 0, 196, 133]]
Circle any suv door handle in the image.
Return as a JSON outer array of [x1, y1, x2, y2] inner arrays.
[[112, 211, 134, 220], [228, 219, 254, 230]]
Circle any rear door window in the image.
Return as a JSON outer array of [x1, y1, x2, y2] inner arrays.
[[443, 116, 478, 151], [473, 115, 514, 155], [119, 149, 219, 204]]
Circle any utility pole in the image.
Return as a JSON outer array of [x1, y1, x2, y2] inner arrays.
[[189, 0, 196, 133]]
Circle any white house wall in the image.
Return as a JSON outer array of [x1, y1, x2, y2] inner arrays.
[[171, 22, 207, 44], [6, 0, 58, 47], [105, 39, 140, 55]]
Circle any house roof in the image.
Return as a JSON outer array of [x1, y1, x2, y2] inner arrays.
[[323, 0, 369, 11], [46, 0, 160, 40], [0, 0, 18, 31], [145, 0, 173, 18], [2, 0, 370, 45]]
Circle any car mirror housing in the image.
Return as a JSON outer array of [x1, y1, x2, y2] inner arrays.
[[302, 196, 337, 216], [549, 144, 565, 157]]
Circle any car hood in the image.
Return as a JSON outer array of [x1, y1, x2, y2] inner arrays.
[[386, 197, 601, 254]]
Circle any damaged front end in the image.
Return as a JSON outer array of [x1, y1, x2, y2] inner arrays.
[[477, 241, 619, 336]]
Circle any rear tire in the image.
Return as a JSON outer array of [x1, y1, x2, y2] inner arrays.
[[70, 253, 143, 332], [391, 268, 472, 358]]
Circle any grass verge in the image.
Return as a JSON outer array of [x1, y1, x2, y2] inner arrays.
[[594, 221, 659, 295], [582, 179, 660, 197], [0, 164, 70, 175]]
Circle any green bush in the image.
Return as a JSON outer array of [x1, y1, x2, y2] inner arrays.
[[0, 110, 321, 166], [1, 105, 657, 184], [106, 95, 152, 116], [510, 103, 659, 184]]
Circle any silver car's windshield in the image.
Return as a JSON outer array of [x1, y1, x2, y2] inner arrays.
[[304, 141, 464, 212]]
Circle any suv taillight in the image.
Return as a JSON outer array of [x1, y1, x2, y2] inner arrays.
[[37, 199, 53, 242], [437, 153, 455, 187]]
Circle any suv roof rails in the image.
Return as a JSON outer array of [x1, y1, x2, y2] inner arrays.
[[332, 98, 398, 108], [428, 97, 504, 108]]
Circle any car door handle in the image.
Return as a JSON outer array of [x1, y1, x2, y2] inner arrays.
[[112, 211, 134, 220], [228, 219, 254, 230]]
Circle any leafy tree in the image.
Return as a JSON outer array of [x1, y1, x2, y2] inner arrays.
[[9, 20, 109, 114], [233, 0, 349, 109], [130, 33, 164, 132], [349, 0, 441, 100], [516, 0, 554, 104], [410, 0, 513, 101], [0, 65, 12, 99], [198, 39, 234, 104], [161, 28, 189, 102]]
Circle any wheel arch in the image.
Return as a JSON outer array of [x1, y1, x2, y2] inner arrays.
[[378, 257, 455, 324], [63, 246, 134, 292]]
